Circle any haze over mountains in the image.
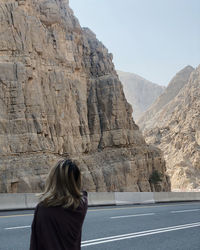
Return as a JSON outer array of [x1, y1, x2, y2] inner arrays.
[[138, 65, 200, 191], [117, 70, 165, 121]]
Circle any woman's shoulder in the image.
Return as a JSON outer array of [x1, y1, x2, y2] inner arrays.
[[36, 202, 62, 214], [35, 192, 88, 214]]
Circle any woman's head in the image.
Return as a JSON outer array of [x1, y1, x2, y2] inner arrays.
[[40, 159, 82, 209]]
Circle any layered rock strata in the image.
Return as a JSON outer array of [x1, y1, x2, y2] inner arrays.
[[142, 66, 200, 191], [0, 0, 170, 192]]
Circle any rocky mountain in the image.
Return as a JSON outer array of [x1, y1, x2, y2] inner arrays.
[[0, 0, 170, 193], [138, 65, 194, 131], [117, 70, 165, 121], [140, 66, 200, 191]]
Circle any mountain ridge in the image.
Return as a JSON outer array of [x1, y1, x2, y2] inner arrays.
[[138, 65, 194, 131], [141, 65, 200, 191]]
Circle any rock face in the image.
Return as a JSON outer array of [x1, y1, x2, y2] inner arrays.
[[117, 70, 165, 121], [140, 66, 200, 191], [138, 66, 194, 131], [0, 0, 170, 193]]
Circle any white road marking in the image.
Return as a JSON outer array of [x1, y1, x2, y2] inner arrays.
[[5, 225, 31, 230], [171, 209, 200, 213], [81, 222, 200, 247], [110, 213, 155, 219]]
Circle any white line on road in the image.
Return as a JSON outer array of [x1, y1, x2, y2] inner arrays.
[[0, 214, 33, 219], [81, 222, 200, 247], [110, 213, 155, 219], [171, 209, 200, 213], [5, 225, 31, 230]]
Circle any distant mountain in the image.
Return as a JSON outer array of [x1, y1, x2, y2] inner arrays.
[[139, 65, 200, 191], [117, 70, 165, 121], [138, 65, 194, 131]]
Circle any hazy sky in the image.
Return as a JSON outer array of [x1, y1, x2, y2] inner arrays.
[[69, 0, 200, 86]]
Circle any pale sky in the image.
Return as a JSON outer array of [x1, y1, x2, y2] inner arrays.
[[69, 0, 200, 86]]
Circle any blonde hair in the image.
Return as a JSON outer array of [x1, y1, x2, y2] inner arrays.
[[40, 159, 82, 209]]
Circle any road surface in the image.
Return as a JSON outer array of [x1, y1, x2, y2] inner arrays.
[[0, 201, 200, 250]]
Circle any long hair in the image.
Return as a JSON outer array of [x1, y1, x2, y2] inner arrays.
[[40, 159, 82, 209]]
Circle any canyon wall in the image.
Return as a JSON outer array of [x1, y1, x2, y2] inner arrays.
[[0, 0, 170, 192], [140, 66, 200, 191]]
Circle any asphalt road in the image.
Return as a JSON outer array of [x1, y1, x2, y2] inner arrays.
[[0, 202, 200, 250]]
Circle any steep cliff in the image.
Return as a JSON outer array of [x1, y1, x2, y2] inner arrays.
[[143, 66, 200, 191], [0, 0, 170, 192], [117, 70, 165, 121]]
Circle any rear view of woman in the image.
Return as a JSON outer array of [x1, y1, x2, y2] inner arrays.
[[30, 159, 88, 250]]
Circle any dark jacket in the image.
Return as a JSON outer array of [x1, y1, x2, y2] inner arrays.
[[30, 192, 88, 250]]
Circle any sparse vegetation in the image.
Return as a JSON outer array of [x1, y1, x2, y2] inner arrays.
[[149, 170, 163, 185]]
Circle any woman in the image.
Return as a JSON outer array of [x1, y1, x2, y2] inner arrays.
[[30, 159, 88, 250]]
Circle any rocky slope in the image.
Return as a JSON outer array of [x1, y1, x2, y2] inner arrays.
[[0, 0, 170, 193], [138, 66, 194, 131], [117, 70, 165, 121], [142, 66, 200, 191]]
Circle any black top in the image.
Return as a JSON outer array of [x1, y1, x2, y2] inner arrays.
[[30, 192, 88, 250]]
